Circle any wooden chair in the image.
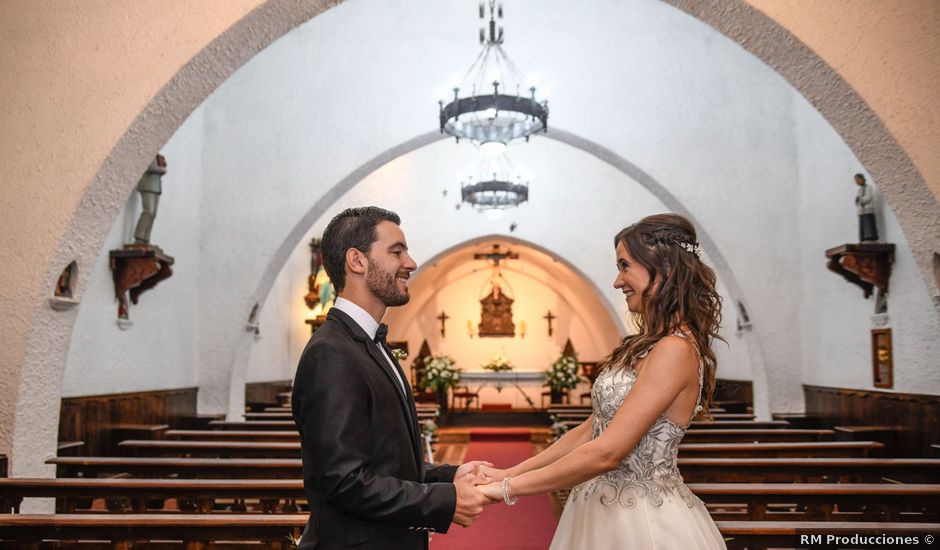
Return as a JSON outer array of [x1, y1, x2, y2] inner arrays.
[[579, 361, 600, 404], [451, 386, 479, 410]]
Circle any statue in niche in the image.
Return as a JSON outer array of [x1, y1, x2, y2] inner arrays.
[[55, 262, 77, 298], [134, 154, 166, 244], [478, 282, 515, 337], [854, 173, 878, 242]]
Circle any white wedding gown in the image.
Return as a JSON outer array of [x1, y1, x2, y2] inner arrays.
[[550, 336, 727, 550]]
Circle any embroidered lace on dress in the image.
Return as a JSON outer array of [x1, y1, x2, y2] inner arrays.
[[569, 332, 704, 509]]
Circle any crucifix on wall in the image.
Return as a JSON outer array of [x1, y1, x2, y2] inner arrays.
[[543, 310, 556, 336], [437, 311, 450, 337]]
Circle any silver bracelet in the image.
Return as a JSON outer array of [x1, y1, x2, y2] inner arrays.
[[501, 476, 518, 506]]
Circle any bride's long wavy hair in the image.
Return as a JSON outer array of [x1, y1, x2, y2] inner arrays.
[[602, 213, 723, 419]]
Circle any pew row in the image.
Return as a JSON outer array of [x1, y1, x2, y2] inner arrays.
[[0, 513, 306, 548], [49, 457, 940, 483], [116, 439, 884, 459], [0, 516, 935, 549], [3, 479, 937, 522], [694, 483, 940, 522], [165, 428, 836, 444], [0, 478, 306, 514]]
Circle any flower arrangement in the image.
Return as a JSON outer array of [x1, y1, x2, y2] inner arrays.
[[419, 354, 461, 391], [550, 415, 570, 442], [482, 352, 513, 372], [391, 348, 408, 362], [421, 419, 438, 438], [545, 354, 581, 392]]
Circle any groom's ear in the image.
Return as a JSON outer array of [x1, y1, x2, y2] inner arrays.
[[345, 247, 368, 276]]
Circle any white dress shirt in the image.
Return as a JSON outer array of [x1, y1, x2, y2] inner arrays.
[[333, 297, 408, 394]]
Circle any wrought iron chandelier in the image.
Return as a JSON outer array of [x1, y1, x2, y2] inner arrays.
[[460, 153, 529, 218], [439, 0, 548, 150]]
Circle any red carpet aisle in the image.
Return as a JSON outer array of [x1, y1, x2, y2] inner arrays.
[[432, 429, 558, 550]]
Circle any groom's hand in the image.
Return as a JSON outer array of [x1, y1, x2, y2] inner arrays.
[[476, 465, 509, 482], [452, 473, 489, 527], [455, 460, 493, 481]]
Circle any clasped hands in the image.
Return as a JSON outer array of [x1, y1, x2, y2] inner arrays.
[[451, 460, 514, 527]]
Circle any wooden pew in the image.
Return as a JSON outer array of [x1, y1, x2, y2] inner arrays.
[[558, 419, 791, 432], [692, 483, 940, 522], [118, 440, 301, 459], [48, 457, 303, 479], [681, 429, 835, 443], [276, 391, 291, 406], [834, 425, 899, 456], [678, 441, 883, 458], [50, 456, 940, 484], [716, 521, 940, 549], [178, 414, 225, 430], [0, 513, 307, 548], [210, 420, 295, 431], [772, 412, 823, 428], [680, 458, 940, 483], [0, 478, 305, 514], [709, 414, 756, 421], [690, 420, 790, 430], [243, 412, 293, 421], [711, 400, 750, 413], [56, 441, 84, 457], [183, 428, 835, 444], [117, 439, 883, 460], [168, 429, 299, 441]]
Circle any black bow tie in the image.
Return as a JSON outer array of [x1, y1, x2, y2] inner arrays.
[[374, 323, 389, 344]]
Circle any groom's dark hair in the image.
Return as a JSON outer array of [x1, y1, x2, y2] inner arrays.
[[322, 206, 401, 292]]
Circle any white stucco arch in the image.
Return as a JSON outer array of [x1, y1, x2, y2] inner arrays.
[[224, 128, 770, 421], [7, 0, 938, 477]]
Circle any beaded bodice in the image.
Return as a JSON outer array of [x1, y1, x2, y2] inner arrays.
[[568, 334, 703, 509]]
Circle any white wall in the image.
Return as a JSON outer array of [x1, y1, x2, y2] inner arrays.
[[794, 99, 940, 393]]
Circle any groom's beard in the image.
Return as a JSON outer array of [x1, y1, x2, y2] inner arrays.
[[367, 257, 410, 307]]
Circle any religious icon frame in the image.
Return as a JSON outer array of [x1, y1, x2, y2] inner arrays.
[[871, 328, 893, 389]]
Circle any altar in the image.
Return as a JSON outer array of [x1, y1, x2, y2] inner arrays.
[[459, 371, 546, 409]]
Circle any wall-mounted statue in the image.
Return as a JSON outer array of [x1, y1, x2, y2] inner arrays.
[[133, 154, 167, 244], [109, 154, 174, 324], [854, 173, 878, 242]]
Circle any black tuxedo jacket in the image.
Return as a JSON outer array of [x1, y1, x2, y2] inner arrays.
[[292, 307, 457, 549]]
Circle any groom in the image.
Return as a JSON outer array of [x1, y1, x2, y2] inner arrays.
[[292, 206, 490, 549]]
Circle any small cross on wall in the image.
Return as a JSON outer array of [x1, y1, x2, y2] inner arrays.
[[437, 311, 451, 337], [543, 310, 556, 337]]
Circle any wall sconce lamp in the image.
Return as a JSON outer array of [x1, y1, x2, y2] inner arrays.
[[519, 320, 527, 339], [467, 319, 476, 339]]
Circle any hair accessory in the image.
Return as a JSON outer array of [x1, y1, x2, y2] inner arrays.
[[501, 476, 518, 506], [674, 240, 701, 257]]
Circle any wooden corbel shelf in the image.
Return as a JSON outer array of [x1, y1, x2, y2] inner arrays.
[[109, 244, 174, 319], [825, 243, 895, 311]]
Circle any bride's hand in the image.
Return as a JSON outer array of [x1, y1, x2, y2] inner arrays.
[[478, 481, 503, 503], [476, 465, 509, 482]]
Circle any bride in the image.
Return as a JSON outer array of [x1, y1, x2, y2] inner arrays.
[[478, 213, 727, 549]]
